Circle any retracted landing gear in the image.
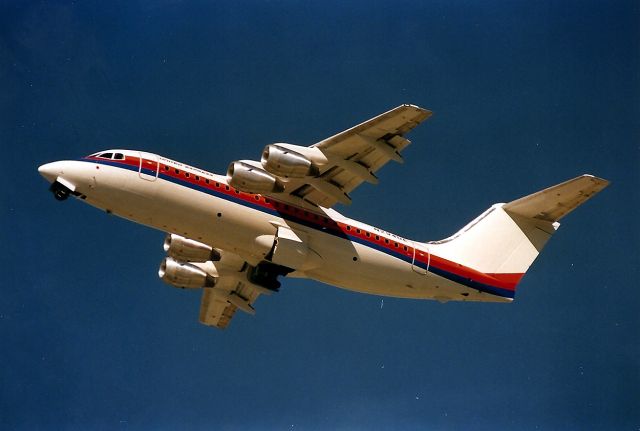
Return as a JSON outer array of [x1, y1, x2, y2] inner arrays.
[[247, 261, 293, 292]]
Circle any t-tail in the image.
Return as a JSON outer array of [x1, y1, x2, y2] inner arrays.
[[427, 175, 610, 300]]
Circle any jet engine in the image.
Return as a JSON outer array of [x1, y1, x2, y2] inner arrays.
[[158, 256, 216, 288], [227, 161, 285, 194], [261, 144, 320, 178], [163, 234, 220, 263]]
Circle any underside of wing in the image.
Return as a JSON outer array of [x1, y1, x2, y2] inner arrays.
[[198, 275, 263, 329], [199, 289, 237, 329], [226, 104, 431, 208], [159, 235, 269, 329]]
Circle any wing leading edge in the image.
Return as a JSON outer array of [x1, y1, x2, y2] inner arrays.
[[298, 104, 431, 207], [228, 104, 431, 208]]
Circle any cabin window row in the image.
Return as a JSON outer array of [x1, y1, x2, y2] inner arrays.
[[156, 165, 325, 222], [157, 163, 410, 251], [163, 164, 222, 186], [344, 225, 409, 251]]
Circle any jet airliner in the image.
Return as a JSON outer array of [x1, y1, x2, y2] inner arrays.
[[38, 105, 609, 329]]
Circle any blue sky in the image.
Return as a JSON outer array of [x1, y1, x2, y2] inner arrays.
[[2, 1, 638, 430]]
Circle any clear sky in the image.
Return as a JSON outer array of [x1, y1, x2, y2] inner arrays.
[[2, 1, 639, 430]]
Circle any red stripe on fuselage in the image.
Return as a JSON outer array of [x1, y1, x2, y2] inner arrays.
[[86, 155, 523, 293]]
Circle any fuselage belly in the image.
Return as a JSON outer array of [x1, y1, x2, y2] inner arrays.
[[78, 160, 453, 300]]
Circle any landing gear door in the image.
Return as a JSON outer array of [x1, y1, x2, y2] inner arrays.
[[139, 152, 160, 181], [411, 243, 429, 275], [272, 226, 309, 270]]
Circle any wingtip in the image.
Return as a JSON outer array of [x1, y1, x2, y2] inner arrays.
[[582, 174, 611, 187], [404, 103, 432, 116]]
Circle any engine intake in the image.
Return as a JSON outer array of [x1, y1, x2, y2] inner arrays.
[[261, 144, 319, 178], [158, 257, 216, 288], [163, 234, 220, 263], [227, 161, 285, 194]]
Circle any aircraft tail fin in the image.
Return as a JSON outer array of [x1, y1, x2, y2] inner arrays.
[[427, 175, 609, 298]]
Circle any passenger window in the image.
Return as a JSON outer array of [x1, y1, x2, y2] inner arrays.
[[195, 176, 200, 181], [365, 232, 370, 237], [174, 168, 180, 174], [205, 179, 210, 184], [164, 165, 169, 171], [185, 172, 190, 178], [375, 235, 380, 240], [346, 226, 351, 231], [356, 229, 361, 234]]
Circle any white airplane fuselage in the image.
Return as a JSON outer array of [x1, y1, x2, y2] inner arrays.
[[37, 105, 609, 330], [39, 150, 513, 303]]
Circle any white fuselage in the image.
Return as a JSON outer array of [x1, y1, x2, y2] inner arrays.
[[38, 151, 511, 303]]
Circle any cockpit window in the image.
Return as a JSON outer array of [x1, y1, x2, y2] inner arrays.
[[113, 153, 124, 160], [98, 152, 113, 159]]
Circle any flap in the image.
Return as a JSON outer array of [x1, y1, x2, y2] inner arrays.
[[198, 273, 264, 329]]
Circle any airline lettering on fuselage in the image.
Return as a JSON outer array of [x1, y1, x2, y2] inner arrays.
[[373, 227, 407, 243], [158, 157, 215, 178]]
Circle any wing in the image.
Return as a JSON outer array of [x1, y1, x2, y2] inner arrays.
[[289, 104, 431, 207], [198, 275, 264, 329], [229, 104, 431, 208], [199, 289, 237, 329]]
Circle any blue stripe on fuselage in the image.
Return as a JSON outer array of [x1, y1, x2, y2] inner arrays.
[[83, 157, 515, 299]]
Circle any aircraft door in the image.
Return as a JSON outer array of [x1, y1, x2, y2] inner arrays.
[[139, 152, 160, 181], [411, 243, 430, 275]]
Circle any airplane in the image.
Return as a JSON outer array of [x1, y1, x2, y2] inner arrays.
[[38, 104, 609, 329]]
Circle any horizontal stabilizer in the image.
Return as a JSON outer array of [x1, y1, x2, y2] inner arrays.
[[503, 174, 610, 222], [428, 173, 609, 300]]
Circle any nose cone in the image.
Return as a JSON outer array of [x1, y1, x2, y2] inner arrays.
[[38, 161, 65, 183]]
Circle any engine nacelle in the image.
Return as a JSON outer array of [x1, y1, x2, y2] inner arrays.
[[158, 257, 216, 288], [261, 144, 320, 178], [163, 234, 220, 263], [227, 161, 285, 194]]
